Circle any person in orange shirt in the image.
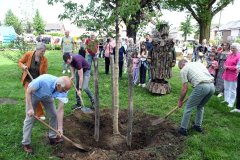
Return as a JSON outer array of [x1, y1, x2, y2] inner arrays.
[[18, 42, 48, 120]]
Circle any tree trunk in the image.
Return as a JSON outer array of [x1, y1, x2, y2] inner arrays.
[[125, 10, 141, 43], [127, 58, 134, 147], [110, 55, 115, 114], [113, 13, 120, 135], [126, 24, 137, 43], [93, 58, 100, 142], [199, 19, 211, 43]]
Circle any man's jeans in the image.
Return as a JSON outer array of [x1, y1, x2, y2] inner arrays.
[[181, 83, 215, 129], [87, 54, 97, 69], [22, 95, 58, 145], [75, 69, 94, 105]]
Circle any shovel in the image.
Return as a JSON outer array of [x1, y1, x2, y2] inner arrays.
[[34, 115, 90, 151], [71, 80, 93, 114], [151, 98, 188, 126]]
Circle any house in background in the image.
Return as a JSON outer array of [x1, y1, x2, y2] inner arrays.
[[215, 20, 240, 43], [0, 26, 17, 45], [45, 23, 65, 33]]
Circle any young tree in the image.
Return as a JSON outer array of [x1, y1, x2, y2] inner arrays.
[[48, 0, 140, 136], [4, 9, 23, 35], [180, 15, 193, 41], [164, 0, 234, 42], [33, 9, 45, 35]]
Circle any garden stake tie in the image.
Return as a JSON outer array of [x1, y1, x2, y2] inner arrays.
[[26, 71, 90, 151], [33, 115, 90, 151], [151, 97, 189, 126]]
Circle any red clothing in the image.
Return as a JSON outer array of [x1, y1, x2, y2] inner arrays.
[[222, 52, 240, 81], [208, 60, 218, 76], [85, 38, 98, 55]]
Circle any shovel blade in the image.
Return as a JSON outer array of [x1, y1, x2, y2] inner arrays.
[[81, 107, 93, 114]]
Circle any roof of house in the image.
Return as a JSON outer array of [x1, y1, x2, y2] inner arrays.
[[219, 20, 240, 30], [45, 23, 64, 31]]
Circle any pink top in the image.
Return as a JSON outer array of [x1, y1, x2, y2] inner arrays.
[[222, 52, 240, 81], [208, 60, 218, 76], [104, 43, 114, 58], [132, 58, 139, 69]]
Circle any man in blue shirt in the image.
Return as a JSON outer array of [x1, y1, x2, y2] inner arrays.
[[22, 74, 72, 154]]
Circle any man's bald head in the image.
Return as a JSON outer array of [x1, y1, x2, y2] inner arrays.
[[56, 76, 72, 92]]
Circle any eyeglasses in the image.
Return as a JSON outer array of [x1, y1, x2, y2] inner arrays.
[[62, 87, 67, 92]]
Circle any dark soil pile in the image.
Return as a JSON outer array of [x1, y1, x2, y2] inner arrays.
[[53, 109, 185, 160]]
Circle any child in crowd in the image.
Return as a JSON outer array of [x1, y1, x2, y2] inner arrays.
[[132, 52, 139, 85], [207, 53, 218, 78], [138, 43, 148, 87]]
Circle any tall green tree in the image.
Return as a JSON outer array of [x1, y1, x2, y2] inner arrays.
[[164, 0, 234, 42], [180, 15, 193, 41], [33, 9, 45, 34], [4, 9, 23, 35]]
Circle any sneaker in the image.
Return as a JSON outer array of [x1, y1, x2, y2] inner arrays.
[[22, 144, 33, 154], [142, 83, 146, 88], [138, 84, 142, 87], [230, 108, 240, 113], [62, 70, 66, 74], [228, 104, 234, 108], [72, 104, 82, 110], [39, 116, 46, 121], [217, 92, 223, 98], [178, 127, 187, 136], [192, 125, 203, 133], [67, 69, 71, 73]]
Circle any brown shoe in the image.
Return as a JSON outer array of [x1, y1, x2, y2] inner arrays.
[[22, 144, 33, 154], [49, 136, 63, 145]]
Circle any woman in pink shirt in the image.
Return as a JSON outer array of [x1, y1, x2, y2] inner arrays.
[[222, 43, 240, 108], [103, 38, 114, 74]]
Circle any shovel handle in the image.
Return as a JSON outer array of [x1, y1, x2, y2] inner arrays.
[[71, 80, 85, 107], [34, 115, 61, 137], [164, 97, 189, 119], [26, 69, 34, 81]]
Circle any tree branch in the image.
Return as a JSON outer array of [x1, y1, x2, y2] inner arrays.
[[212, 1, 232, 16], [185, 4, 200, 23], [208, 0, 216, 9]]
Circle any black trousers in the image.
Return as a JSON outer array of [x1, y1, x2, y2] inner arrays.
[[119, 61, 123, 78], [236, 74, 240, 109], [140, 63, 146, 84], [105, 57, 110, 74]]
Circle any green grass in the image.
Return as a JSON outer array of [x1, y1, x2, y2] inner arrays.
[[0, 50, 239, 159]]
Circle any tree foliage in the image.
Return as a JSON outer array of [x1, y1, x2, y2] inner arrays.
[[33, 9, 45, 35], [4, 9, 23, 35], [164, 0, 234, 42], [180, 15, 193, 41]]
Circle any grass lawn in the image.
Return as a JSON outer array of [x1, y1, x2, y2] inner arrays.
[[0, 50, 239, 160]]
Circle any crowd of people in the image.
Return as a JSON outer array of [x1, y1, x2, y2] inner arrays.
[[18, 30, 240, 153]]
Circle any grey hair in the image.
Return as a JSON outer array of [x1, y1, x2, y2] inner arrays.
[[36, 42, 46, 51], [230, 43, 240, 50], [178, 59, 188, 68], [56, 77, 66, 88]]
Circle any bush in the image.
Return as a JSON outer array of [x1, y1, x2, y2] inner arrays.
[[45, 44, 61, 50]]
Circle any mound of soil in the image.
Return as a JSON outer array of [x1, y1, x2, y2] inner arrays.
[[54, 109, 185, 160]]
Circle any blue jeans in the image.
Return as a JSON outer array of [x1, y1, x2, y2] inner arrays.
[[75, 69, 94, 105], [180, 83, 215, 129], [87, 54, 97, 69]]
